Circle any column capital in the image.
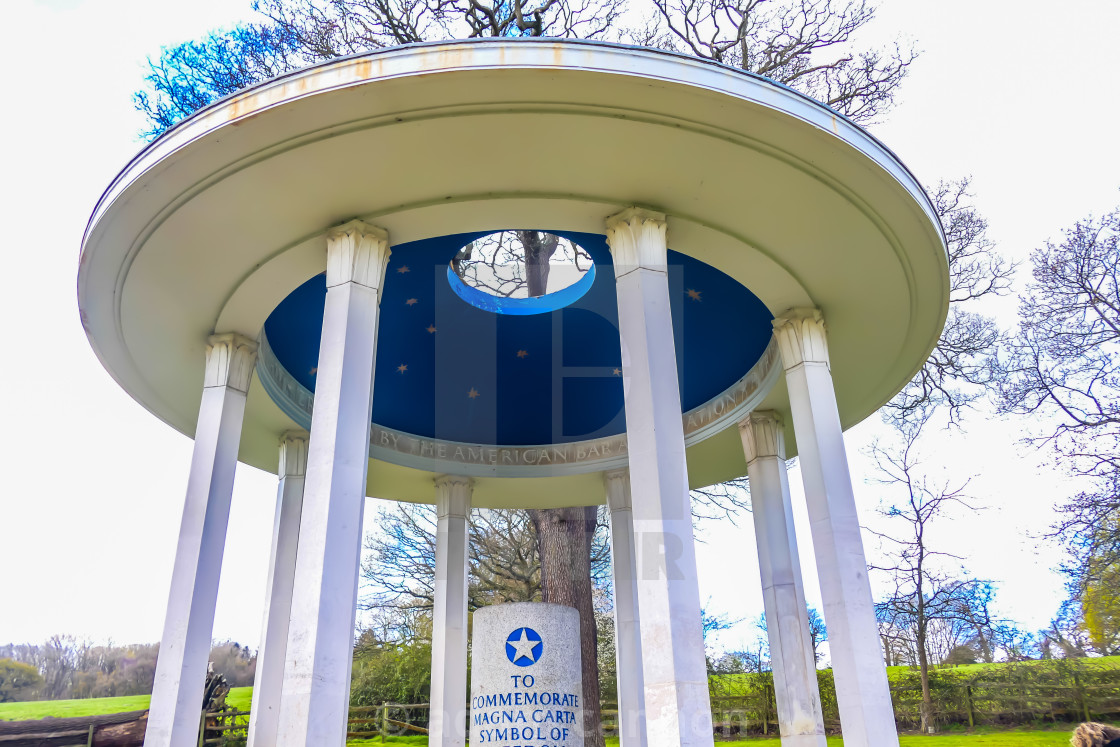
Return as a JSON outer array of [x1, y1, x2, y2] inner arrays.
[[278, 431, 309, 478], [326, 220, 391, 291], [204, 333, 259, 393], [738, 410, 786, 463], [434, 475, 472, 518], [605, 207, 668, 277], [604, 468, 632, 511], [772, 307, 830, 369]]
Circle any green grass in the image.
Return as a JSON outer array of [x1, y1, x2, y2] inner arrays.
[[0, 687, 253, 722], [0, 694, 151, 721], [342, 726, 1084, 746], [346, 734, 1083, 747], [699, 725, 1077, 745], [0, 687, 1088, 746], [226, 686, 252, 711], [0, 692, 1081, 746]]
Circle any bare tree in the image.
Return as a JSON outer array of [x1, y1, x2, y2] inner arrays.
[[754, 606, 825, 664], [884, 178, 1014, 424], [453, 232, 592, 299], [806, 605, 827, 663], [644, 0, 915, 123], [254, 0, 626, 51], [868, 405, 991, 733], [135, 0, 625, 137], [1000, 208, 1120, 477], [999, 207, 1120, 655], [470, 508, 548, 606], [362, 502, 611, 617], [1038, 597, 1091, 659]]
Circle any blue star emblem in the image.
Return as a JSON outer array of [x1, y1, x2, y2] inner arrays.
[[505, 627, 543, 667]]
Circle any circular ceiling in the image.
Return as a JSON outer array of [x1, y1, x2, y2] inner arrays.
[[262, 230, 773, 446]]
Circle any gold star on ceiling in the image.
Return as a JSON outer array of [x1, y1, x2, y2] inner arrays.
[[686, 288, 703, 301], [426, 324, 437, 334], [612, 368, 622, 376], [397, 364, 408, 374], [516, 349, 529, 358], [405, 297, 418, 306], [309, 367, 318, 376], [467, 387, 480, 399], [396, 265, 410, 274]]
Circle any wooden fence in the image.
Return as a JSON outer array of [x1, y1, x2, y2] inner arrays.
[[190, 702, 433, 746], [5, 661, 1118, 745], [886, 663, 1120, 729], [198, 708, 250, 746], [706, 660, 1120, 735]]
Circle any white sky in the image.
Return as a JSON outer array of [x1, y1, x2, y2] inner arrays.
[[1, 0, 1117, 655]]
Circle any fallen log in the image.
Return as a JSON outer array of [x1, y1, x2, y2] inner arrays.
[[0, 710, 147, 747], [92, 713, 147, 747]]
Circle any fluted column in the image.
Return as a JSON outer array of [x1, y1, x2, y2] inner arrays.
[[606, 207, 713, 747], [277, 221, 391, 746], [429, 476, 472, 747], [773, 308, 898, 747], [145, 333, 258, 747], [605, 469, 647, 747], [248, 431, 309, 747], [739, 412, 826, 747]]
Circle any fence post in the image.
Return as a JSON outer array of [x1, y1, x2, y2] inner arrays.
[[381, 702, 388, 744], [1072, 671, 1091, 722], [965, 684, 974, 728], [86, 723, 95, 747], [198, 711, 206, 747]]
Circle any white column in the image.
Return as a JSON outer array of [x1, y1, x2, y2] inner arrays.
[[247, 431, 309, 747], [606, 207, 714, 747], [144, 333, 258, 747], [773, 309, 898, 747], [605, 469, 648, 747], [277, 220, 390, 747], [429, 476, 472, 747], [739, 412, 827, 747]]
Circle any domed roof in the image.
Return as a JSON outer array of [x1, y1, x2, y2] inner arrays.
[[78, 39, 946, 507]]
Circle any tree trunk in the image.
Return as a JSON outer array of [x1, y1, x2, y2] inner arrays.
[[518, 230, 559, 298], [916, 622, 932, 733], [881, 635, 893, 668], [521, 232, 603, 747], [94, 714, 149, 747], [974, 624, 993, 664], [529, 507, 605, 747]]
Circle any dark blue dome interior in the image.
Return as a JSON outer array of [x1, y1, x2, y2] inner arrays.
[[264, 231, 773, 446]]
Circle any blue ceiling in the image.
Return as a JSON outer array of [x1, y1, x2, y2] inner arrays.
[[263, 231, 773, 446]]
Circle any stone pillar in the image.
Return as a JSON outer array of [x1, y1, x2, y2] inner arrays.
[[604, 469, 648, 747], [772, 309, 899, 747], [739, 412, 827, 747], [247, 431, 309, 747], [606, 207, 714, 747], [277, 221, 390, 747], [429, 476, 472, 747], [144, 333, 258, 747]]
